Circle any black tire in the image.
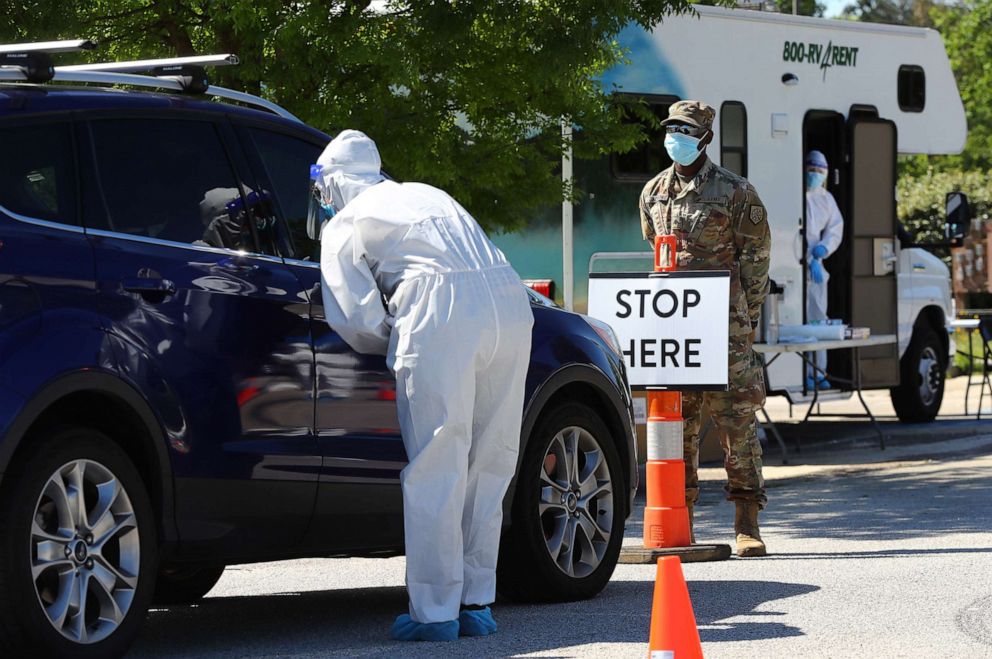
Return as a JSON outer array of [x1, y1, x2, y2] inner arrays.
[[0, 428, 158, 659], [498, 402, 625, 602], [153, 564, 225, 605], [890, 322, 946, 423]]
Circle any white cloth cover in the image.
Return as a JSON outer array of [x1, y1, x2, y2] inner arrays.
[[317, 131, 534, 623], [315, 128, 385, 211], [805, 186, 844, 375]]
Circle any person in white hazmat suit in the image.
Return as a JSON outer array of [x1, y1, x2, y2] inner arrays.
[[805, 149, 844, 389], [310, 130, 534, 642]]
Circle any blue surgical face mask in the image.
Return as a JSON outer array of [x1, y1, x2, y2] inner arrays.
[[806, 171, 827, 190], [664, 133, 704, 167]]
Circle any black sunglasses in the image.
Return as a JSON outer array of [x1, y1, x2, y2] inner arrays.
[[665, 124, 705, 136]]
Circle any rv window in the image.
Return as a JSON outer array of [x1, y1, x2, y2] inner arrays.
[[720, 101, 747, 177], [898, 65, 925, 112], [610, 95, 678, 181]]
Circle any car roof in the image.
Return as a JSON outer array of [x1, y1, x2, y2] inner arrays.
[[0, 83, 330, 141]]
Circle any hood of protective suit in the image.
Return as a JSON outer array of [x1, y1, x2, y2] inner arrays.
[[316, 129, 385, 211], [805, 149, 828, 169]]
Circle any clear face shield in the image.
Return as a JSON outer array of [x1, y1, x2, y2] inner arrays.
[[306, 164, 338, 241]]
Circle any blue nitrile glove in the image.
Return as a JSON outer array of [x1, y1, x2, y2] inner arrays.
[[809, 258, 825, 284], [391, 614, 459, 642], [811, 244, 829, 260], [459, 607, 498, 637]]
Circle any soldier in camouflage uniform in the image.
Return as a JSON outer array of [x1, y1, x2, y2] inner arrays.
[[638, 100, 771, 557]]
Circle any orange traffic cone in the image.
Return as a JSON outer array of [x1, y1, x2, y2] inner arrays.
[[647, 557, 703, 659], [642, 235, 692, 551]]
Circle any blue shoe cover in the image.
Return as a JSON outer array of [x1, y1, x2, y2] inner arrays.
[[391, 614, 459, 641], [816, 376, 832, 389], [459, 607, 498, 637], [805, 377, 816, 391]]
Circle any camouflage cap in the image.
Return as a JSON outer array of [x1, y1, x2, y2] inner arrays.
[[661, 100, 715, 130]]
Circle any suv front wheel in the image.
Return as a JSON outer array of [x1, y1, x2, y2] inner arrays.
[[0, 428, 157, 658], [498, 402, 625, 602]]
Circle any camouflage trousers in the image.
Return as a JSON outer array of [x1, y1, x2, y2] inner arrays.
[[683, 333, 767, 508]]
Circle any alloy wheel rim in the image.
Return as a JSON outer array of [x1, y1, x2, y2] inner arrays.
[[918, 346, 941, 407], [539, 426, 614, 578], [30, 459, 140, 645]]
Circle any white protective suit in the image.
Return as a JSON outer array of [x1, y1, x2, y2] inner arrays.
[[805, 185, 844, 375], [316, 130, 534, 624]]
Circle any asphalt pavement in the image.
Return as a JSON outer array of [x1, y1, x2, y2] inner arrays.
[[130, 431, 992, 658]]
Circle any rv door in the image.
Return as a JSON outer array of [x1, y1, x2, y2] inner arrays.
[[848, 118, 900, 388]]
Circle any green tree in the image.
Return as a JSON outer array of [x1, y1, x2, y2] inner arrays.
[[928, 1, 992, 173], [898, 168, 992, 245], [772, 0, 824, 16], [841, 0, 935, 26], [696, 0, 823, 16], [898, 0, 992, 178], [0, 0, 707, 232]]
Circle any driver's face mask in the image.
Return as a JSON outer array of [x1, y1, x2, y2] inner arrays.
[[307, 164, 338, 240]]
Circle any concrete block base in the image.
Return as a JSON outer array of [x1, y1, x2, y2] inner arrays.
[[618, 543, 732, 564]]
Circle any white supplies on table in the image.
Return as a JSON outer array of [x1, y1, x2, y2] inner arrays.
[[779, 323, 847, 342]]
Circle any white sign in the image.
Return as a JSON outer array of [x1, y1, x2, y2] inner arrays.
[[588, 272, 730, 390]]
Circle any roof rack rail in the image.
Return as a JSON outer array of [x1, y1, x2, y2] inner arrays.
[[0, 39, 96, 55], [58, 53, 239, 73], [57, 54, 241, 95], [0, 39, 97, 83], [0, 42, 301, 123]]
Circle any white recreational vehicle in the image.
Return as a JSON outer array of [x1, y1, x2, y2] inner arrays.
[[494, 5, 967, 421]]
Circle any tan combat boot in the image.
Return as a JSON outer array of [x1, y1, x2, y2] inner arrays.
[[734, 502, 767, 557]]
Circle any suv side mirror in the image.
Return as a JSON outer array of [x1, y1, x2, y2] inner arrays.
[[945, 192, 971, 245]]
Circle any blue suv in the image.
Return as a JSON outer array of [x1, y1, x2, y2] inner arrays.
[[0, 53, 636, 658]]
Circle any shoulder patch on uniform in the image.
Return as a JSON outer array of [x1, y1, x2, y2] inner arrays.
[[749, 205, 765, 224]]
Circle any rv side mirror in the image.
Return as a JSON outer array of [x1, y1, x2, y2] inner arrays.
[[945, 192, 970, 245]]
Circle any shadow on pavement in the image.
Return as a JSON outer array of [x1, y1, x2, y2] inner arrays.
[[765, 418, 990, 458], [759, 546, 992, 560], [762, 457, 992, 541], [131, 576, 817, 656], [686, 580, 818, 643]]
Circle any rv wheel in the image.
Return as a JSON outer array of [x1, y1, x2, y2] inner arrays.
[[890, 323, 946, 423]]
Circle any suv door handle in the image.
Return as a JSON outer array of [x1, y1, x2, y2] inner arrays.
[[217, 257, 260, 273], [122, 277, 177, 299]]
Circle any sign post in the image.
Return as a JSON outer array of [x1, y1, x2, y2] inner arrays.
[[588, 237, 730, 555]]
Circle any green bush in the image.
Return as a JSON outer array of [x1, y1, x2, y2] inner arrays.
[[953, 328, 991, 374], [897, 168, 992, 247]]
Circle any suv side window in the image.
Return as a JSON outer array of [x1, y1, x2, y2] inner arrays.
[[0, 121, 77, 225], [86, 118, 254, 251], [245, 128, 323, 261]]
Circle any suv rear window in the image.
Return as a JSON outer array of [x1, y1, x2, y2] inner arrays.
[[87, 119, 252, 250], [0, 122, 77, 224]]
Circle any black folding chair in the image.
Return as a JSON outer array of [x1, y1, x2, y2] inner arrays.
[[975, 318, 992, 419]]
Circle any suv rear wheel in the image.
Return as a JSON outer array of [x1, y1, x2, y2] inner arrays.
[[498, 402, 624, 602], [0, 428, 157, 658]]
